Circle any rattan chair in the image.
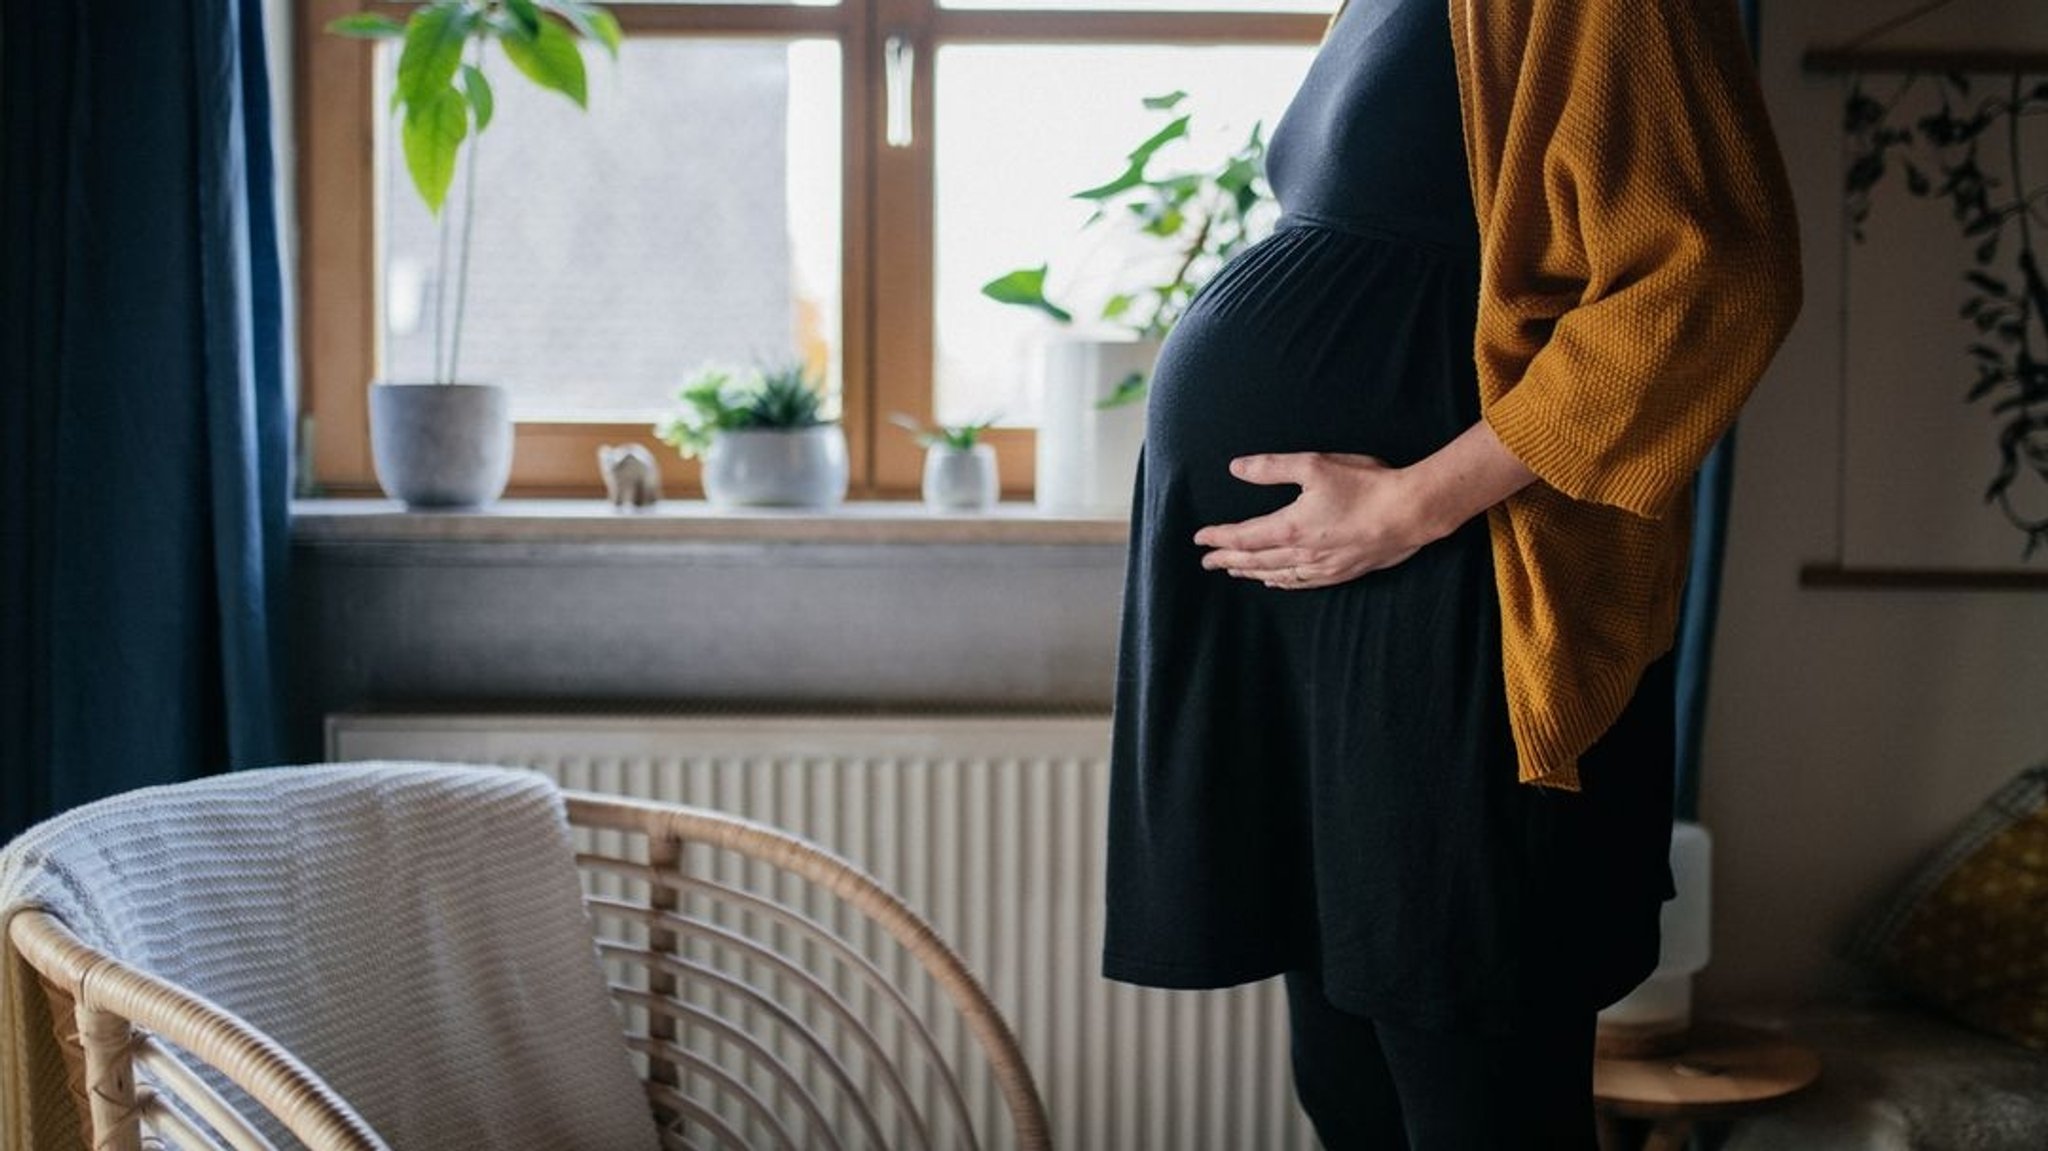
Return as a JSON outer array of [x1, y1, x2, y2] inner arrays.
[[8, 790, 1052, 1151]]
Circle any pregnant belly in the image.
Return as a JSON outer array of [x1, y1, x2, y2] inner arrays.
[[1145, 224, 1482, 526]]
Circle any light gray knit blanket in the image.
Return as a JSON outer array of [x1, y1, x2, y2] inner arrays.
[[1, 762, 660, 1151]]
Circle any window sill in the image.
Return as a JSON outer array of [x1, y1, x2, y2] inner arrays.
[[290, 498, 1129, 547]]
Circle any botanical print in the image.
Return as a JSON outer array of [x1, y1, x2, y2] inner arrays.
[[1846, 71, 2048, 562]]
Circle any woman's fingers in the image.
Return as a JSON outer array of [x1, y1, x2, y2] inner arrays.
[[1194, 450, 1430, 590], [1228, 452, 1321, 486], [1202, 546, 1315, 574], [1192, 508, 1303, 551]]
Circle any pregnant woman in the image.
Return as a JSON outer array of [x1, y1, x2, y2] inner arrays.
[[1101, 0, 1801, 1146]]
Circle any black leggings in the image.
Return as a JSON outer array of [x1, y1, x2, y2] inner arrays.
[[1283, 965, 1599, 1150]]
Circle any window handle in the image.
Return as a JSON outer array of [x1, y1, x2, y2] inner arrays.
[[885, 34, 916, 148]]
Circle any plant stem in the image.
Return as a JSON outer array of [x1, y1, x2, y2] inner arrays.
[[1159, 209, 1213, 333], [449, 39, 485, 385], [431, 179, 452, 384], [2012, 75, 2041, 362]]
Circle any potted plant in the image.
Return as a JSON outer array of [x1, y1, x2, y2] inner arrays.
[[328, 0, 621, 509], [891, 413, 1000, 511], [981, 91, 1274, 515], [655, 362, 848, 508]]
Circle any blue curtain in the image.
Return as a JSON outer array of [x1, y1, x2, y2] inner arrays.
[[2, 0, 291, 838], [1673, 0, 1765, 822]]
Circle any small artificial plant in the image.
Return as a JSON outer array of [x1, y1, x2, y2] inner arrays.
[[656, 361, 835, 458], [327, 0, 620, 385], [980, 90, 1273, 407], [890, 412, 999, 451]]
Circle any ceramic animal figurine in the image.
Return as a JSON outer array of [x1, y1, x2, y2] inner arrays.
[[599, 443, 661, 509]]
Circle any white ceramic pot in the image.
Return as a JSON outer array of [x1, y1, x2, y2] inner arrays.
[[702, 425, 849, 508], [368, 382, 514, 510], [1596, 820, 1712, 1054], [922, 443, 999, 511], [1034, 334, 1161, 516]]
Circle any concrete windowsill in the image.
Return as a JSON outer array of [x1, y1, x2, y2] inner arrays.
[[290, 499, 1129, 547]]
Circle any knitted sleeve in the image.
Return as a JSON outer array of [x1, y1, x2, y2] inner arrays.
[[1475, 0, 1802, 519]]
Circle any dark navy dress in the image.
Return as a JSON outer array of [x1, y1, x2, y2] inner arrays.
[[1100, 0, 1679, 1035]]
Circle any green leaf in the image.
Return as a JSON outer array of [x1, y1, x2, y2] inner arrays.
[[1141, 90, 1187, 111], [501, 16, 589, 107], [1074, 115, 1190, 201], [459, 63, 494, 132], [1159, 173, 1204, 199], [1073, 161, 1146, 203], [1967, 270, 2009, 296], [401, 85, 470, 214], [980, 266, 1073, 323], [396, 6, 474, 112], [1125, 114, 1190, 167], [1102, 294, 1133, 320], [1142, 207, 1185, 237], [540, 1, 623, 58], [503, 0, 545, 39], [1215, 156, 1257, 195], [1095, 371, 1148, 410], [586, 9, 624, 57], [325, 12, 405, 39]]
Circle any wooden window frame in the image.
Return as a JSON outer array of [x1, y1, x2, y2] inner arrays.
[[298, 0, 1328, 499]]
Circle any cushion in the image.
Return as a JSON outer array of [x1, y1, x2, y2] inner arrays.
[[1845, 762, 2048, 1052]]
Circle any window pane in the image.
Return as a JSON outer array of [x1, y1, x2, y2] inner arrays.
[[942, 0, 1332, 11], [607, 0, 840, 8], [378, 39, 842, 423], [933, 44, 1315, 427]]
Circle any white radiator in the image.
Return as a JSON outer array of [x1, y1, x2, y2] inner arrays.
[[326, 711, 1312, 1151]]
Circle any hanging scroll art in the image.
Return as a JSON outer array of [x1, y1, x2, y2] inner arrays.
[[1841, 67, 2048, 567], [1815, 0, 2048, 577]]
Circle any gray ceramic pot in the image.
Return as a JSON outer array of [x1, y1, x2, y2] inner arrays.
[[369, 382, 514, 510], [922, 443, 999, 511], [702, 425, 848, 508]]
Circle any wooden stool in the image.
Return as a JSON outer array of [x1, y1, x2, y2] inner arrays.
[[1593, 1018, 1822, 1151]]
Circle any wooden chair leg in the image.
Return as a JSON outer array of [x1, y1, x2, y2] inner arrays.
[[75, 1002, 143, 1151], [1643, 1117, 1696, 1151], [1595, 1108, 1632, 1151]]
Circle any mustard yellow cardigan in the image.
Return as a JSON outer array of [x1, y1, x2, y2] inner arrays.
[[1332, 0, 1803, 788]]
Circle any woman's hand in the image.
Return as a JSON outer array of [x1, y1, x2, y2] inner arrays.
[[1195, 419, 1541, 590], [1193, 453, 1444, 589]]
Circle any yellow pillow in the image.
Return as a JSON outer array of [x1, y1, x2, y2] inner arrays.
[[1847, 763, 2048, 1052]]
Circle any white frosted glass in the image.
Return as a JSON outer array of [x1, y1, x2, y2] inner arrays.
[[944, 0, 1331, 11], [377, 39, 843, 423], [932, 43, 1316, 427]]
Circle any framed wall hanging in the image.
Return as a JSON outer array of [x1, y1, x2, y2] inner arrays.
[[1805, 0, 2048, 589]]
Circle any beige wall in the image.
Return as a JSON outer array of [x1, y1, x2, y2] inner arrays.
[[1698, 0, 2048, 1006]]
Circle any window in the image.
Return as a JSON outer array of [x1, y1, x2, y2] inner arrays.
[[299, 0, 1331, 498]]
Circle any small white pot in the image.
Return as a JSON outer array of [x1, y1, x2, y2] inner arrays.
[[368, 382, 514, 510], [702, 425, 848, 508], [1034, 334, 1161, 516], [922, 443, 999, 511], [1596, 820, 1712, 1057]]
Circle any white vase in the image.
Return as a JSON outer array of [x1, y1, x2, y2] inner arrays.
[[368, 382, 514, 510], [922, 443, 999, 511], [701, 425, 848, 509], [1034, 334, 1160, 517], [1596, 820, 1713, 1055]]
